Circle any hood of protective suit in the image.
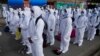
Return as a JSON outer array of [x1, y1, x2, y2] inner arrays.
[[9, 8, 14, 12], [81, 9, 87, 16], [94, 8, 97, 11], [14, 10, 18, 15], [41, 7, 44, 10], [66, 8, 71, 14], [93, 9, 98, 15], [24, 7, 30, 11], [46, 5, 50, 10], [49, 9, 55, 14], [32, 6, 42, 18], [23, 7, 31, 18], [55, 10, 58, 15], [18, 8, 22, 12], [76, 8, 81, 16], [89, 9, 92, 12], [3, 7, 6, 10], [66, 8, 72, 17]]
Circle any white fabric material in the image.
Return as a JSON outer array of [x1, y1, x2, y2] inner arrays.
[[20, 7, 32, 53], [73, 8, 81, 24], [74, 11, 88, 46], [87, 12, 99, 40], [59, 8, 72, 53], [8, 8, 14, 33], [2, 7, 8, 26], [2, 7, 7, 18], [11, 10, 19, 34], [29, 6, 44, 56], [55, 10, 60, 35], [20, 7, 31, 38], [47, 9, 56, 46]]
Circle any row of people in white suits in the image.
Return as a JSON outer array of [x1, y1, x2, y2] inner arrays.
[[2, 6, 100, 56]]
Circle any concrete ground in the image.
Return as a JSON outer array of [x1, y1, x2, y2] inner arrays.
[[0, 18, 100, 56]]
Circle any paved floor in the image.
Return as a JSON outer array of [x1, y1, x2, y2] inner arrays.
[[0, 20, 100, 56]]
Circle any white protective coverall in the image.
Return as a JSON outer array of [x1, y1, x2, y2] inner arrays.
[[96, 8, 100, 32], [54, 10, 60, 36], [29, 6, 45, 56], [8, 8, 14, 34], [41, 8, 49, 35], [11, 10, 20, 35], [86, 9, 92, 32], [59, 8, 72, 53], [18, 8, 24, 27], [2, 7, 7, 18], [20, 7, 32, 54], [42, 8, 49, 23], [87, 10, 99, 41], [74, 9, 88, 46], [47, 9, 56, 46], [18, 8, 24, 43], [2, 7, 8, 26]]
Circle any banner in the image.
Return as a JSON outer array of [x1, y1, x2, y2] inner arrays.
[[8, 0, 24, 8], [29, 0, 47, 6], [56, 2, 78, 9]]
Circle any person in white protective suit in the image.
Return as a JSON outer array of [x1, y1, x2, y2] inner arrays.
[[97, 7, 100, 35], [74, 9, 88, 46], [28, 6, 45, 56], [53, 8, 72, 55], [54, 10, 60, 36], [8, 8, 15, 34], [2, 7, 8, 25], [12, 10, 20, 37], [41, 7, 49, 23], [18, 8, 24, 27], [2, 7, 7, 18], [20, 7, 32, 54], [87, 9, 100, 41], [41, 7, 49, 34], [47, 8, 56, 46], [85, 9, 92, 32]]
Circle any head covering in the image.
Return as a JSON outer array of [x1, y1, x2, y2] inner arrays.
[[55, 10, 58, 15], [23, 7, 31, 19], [24, 7, 30, 11], [3, 7, 6, 10], [76, 8, 81, 16], [9, 8, 14, 12], [66, 8, 72, 17], [81, 9, 87, 15], [89, 9, 92, 12], [49, 9, 55, 14], [14, 10, 18, 15], [18, 8, 22, 12], [41, 7, 44, 10], [32, 6, 42, 18]]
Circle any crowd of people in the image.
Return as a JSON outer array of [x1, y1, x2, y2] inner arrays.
[[2, 5, 100, 56]]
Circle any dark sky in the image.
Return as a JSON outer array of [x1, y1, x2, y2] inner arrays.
[[0, 0, 7, 3], [87, 0, 100, 3]]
